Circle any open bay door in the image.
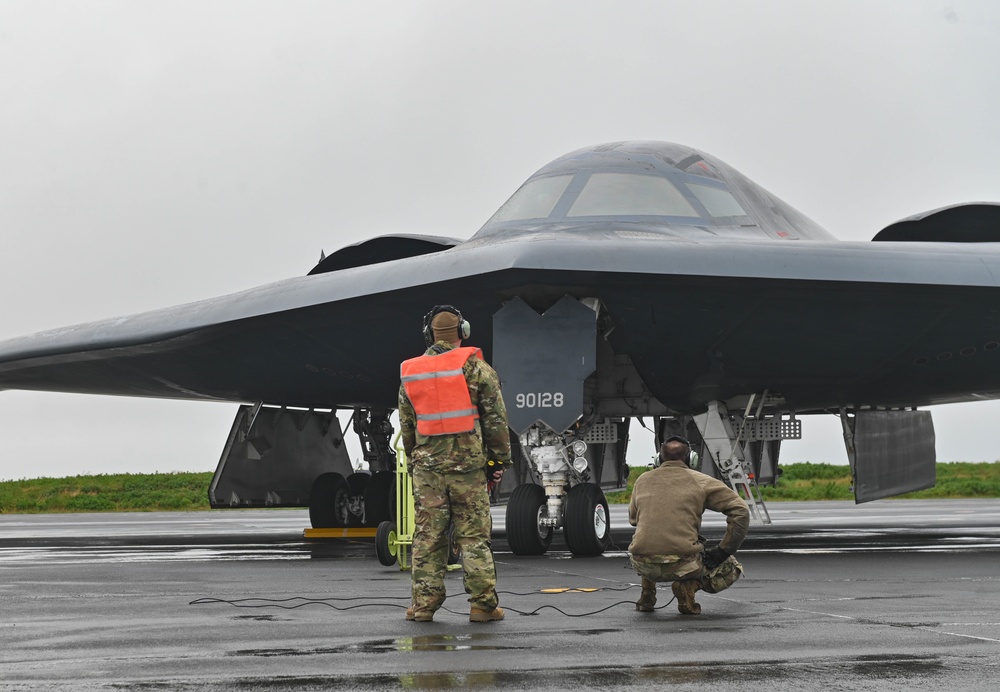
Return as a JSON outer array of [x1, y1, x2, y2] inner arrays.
[[841, 409, 936, 503], [209, 404, 396, 529]]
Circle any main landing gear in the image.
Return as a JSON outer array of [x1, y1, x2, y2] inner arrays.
[[505, 425, 611, 557], [307, 409, 397, 529], [307, 469, 397, 529]]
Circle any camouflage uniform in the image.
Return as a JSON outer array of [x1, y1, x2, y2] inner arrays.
[[630, 553, 744, 594], [399, 341, 511, 615]]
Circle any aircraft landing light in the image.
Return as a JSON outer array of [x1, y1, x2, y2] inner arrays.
[[302, 528, 377, 539]]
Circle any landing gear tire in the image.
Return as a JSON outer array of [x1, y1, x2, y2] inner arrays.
[[345, 472, 370, 527], [564, 483, 610, 556], [375, 520, 398, 566], [308, 473, 351, 529], [506, 483, 553, 556], [347, 472, 370, 495], [363, 471, 396, 526]]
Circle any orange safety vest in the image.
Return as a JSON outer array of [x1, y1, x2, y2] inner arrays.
[[400, 347, 483, 436]]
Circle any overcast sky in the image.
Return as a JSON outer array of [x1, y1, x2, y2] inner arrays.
[[1, 1, 999, 481]]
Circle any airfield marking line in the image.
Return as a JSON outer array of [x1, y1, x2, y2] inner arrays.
[[775, 606, 860, 620], [922, 630, 1000, 643], [713, 596, 1000, 644]]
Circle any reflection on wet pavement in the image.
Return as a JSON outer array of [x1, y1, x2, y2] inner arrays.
[[95, 653, 961, 691]]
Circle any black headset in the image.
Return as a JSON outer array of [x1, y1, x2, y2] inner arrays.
[[422, 305, 472, 346], [662, 434, 700, 469]]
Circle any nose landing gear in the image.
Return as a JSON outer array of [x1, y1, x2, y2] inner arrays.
[[505, 425, 612, 557]]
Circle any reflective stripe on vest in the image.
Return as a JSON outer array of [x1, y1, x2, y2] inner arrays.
[[400, 347, 483, 436]]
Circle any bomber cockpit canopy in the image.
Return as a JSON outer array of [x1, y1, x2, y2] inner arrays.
[[474, 140, 835, 241], [480, 141, 750, 230]]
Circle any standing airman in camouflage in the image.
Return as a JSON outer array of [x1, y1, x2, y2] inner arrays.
[[399, 305, 510, 623]]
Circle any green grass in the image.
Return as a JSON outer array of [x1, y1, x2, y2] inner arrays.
[[0, 472, 214, 514], [3, 463, 1000, 513], [605, 462, 1000, 504]]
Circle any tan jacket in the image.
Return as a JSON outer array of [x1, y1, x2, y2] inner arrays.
[[628, 459, 749, 558]]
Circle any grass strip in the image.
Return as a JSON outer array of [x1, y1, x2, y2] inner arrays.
[[0, 472, 214, 513], [3, 463, 999, 513], [605, 461, 1000, 504]]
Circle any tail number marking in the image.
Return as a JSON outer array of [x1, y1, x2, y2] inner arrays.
[[515, 392, 564, 408]]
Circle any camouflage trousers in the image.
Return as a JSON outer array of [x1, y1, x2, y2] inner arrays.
[[630, 553, 744, 594], [411, 466, 498, 614]]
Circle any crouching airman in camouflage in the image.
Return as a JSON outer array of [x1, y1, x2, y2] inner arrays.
[[399, 305, 510, 623], [629, 435, 749, 615]]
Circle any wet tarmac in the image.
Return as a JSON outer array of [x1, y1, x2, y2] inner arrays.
[[2, 500, 999, 690]]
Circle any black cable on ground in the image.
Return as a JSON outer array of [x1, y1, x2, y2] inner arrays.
[[189, 597, 411, 611], [190, 584, 678, 617], [435, 597, 678, 618], [190, 594, 411, 605]]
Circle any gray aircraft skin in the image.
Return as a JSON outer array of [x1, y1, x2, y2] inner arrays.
[[2, 140, 999, 416]]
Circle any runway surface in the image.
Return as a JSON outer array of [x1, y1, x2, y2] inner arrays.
[[2, 500, 999, 690]]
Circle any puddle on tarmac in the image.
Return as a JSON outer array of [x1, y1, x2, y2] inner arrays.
[[232, 635, 526, 657], [153, 653, 957, 690], [232, 627, 622, 657]]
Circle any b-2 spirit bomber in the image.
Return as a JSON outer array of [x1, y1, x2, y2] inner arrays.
[[3, 141, 999, 556]]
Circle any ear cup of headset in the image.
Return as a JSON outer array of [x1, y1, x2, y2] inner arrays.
[[687, 449, 700, 469], [421, 312, 434, 346]]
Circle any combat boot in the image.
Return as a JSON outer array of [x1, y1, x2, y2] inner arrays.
[[671, 580, 702, 615], [470, 606, 505, 622], [405, 606, 434, 622], [636, 578, 657, 612]]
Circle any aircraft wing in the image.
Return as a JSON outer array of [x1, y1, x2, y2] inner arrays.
[[2, 231, 1000, 415]]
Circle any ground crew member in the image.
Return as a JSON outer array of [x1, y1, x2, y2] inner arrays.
[[399, 305, 510, 623], [628, 435, 749, 614]]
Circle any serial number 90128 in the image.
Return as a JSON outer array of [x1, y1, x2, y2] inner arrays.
[[514, 392, 564, 408]]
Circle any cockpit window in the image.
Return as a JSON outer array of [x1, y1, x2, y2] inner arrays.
[[486, 174, 574, 223], [567, 173, 698, 217], [684, 182, 747, 217]]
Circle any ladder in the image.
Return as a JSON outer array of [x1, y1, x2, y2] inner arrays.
[[727, 394, 772, 524], [695, 397, 772, 525]]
